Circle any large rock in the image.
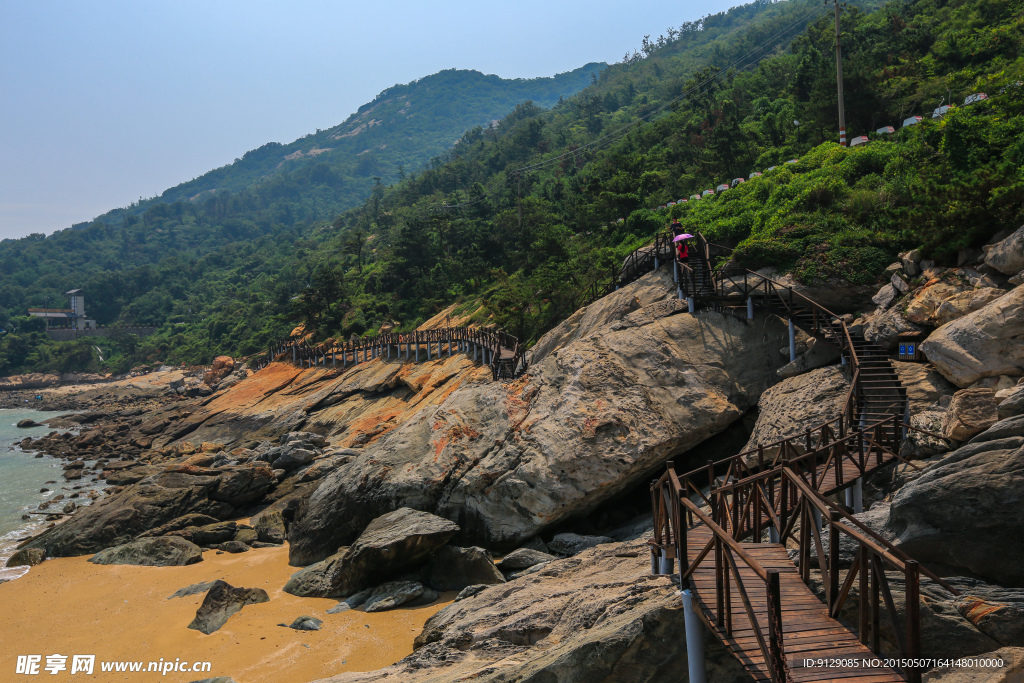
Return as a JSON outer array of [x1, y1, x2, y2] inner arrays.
[[921, 285, 1024, 387], [894, 362, 957, 414], [253, 510, 286, 544], [89, 537, 202, 567], [888, 417, 1024, 585], [285, 508, 459, 598], [5, 547, 46, 568], [363, 581, 426, 613], [425, 546, 505, 592], [741, 366, 849, 464], [187, 580, 269, 634], [943, 388, 1000, 440], [865, 307, 924, 350], [23, 464, 274, 557], [288, 269, 791, 565], [983, 226, 1024, 275], [308, 539, 750, 683], [496, 548, 556, 571], [905, 276, 972, 325]]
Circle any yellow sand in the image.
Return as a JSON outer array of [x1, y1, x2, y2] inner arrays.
[[0, 546, 451, 683]]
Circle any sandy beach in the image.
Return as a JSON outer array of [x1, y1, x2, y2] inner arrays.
[[0, 545, 452, 682]]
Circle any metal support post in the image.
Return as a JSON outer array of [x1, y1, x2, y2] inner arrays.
[[682, 589, 708, 683], [789, 319, 797, 362], [659, 549, 674, 575], [747, 296, 754, 320], [853, 478, 863, 513]]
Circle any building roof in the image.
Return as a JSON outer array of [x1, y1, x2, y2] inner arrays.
[[27, 310, 75, 318], [66, 289, 83, 295]]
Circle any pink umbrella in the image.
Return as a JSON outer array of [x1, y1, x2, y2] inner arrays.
[[673, 234, 694, 242]]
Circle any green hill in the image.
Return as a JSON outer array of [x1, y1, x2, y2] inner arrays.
[[2, 0, 1021, 375]]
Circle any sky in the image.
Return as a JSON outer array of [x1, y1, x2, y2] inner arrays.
[[0, 0, 744, 241]]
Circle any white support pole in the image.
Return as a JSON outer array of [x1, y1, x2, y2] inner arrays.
[[853, 478, 864, 514], [813, 508, 823, 536], [673, 260, 678, 283], [427, 341, 432, 360], [747, 296, 754, 320], [687, 297, 695, 314], [789, 319, 797, 362], [682, 589, 708, 683], [769, 527, 780, 544], [659, 549, 674, 575]]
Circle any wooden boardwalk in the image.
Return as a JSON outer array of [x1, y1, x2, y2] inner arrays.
[[686, 525, 905, 683]]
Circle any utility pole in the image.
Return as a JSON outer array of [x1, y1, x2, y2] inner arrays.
[[833, 0, 847, 146]]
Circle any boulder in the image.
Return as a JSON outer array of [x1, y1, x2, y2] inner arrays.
[[274, 448, 317, 471], [741, 366, 849, 464], [872, 283, 898, 310], [888, 417, 1024, 585], [285, 508, 459, 598], [905, 275, 971, 325], [22, 467, 270, 557], [307, 539, 749, 683], [5, 547, 46, 568], [253, 510, 286, 544], [983, 225, 1024, 275], [865, 307, 924, 351], [89, 537, 202, 567], [218, 540, 249, 553], [16, 419, 41, 428], [921, 285, 1024, 387], [364, 581, 426, 612], [496, 548, 557, 571], [284, 615, 323, 631], [425, 546, 505, 592], [233, 528, 258, 545], [547, 533, 614, 556], [187, 580, 269, 635], [288, 269, 791, 565], [184, 521, 238, 546], [943, 388, 1000, 440], [283, 551, 345, 598]]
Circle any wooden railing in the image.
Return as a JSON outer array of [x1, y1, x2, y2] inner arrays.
[[651, 450, 960, 683], [251, 325, 527, 381]]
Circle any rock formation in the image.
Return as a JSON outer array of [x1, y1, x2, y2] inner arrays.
[[888, 415, 1024, 585], [921, 285, 1024, 387], [309, 538, 751, 683], [288, 270, 790, 565]]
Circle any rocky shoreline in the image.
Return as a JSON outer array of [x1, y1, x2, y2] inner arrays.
[[1, 227, 1023, 682]]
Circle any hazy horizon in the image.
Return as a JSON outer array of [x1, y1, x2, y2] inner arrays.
[[0, 0, 744, 241]]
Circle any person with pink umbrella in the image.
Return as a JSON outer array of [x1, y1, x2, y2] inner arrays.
[[674, 232, 694, 265]]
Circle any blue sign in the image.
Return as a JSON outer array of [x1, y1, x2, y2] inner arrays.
[[899, 345, 906, 355]]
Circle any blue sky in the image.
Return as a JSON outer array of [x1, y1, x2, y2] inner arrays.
[[0, 0, 744, 240]]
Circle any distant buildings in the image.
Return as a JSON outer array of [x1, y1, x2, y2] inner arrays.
[[28, 289, 97, 331]]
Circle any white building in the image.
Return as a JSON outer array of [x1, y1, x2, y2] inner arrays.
[[28, 289, 97, 331]]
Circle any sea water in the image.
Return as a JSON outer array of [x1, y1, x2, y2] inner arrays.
[[0, 409, 72, 580]]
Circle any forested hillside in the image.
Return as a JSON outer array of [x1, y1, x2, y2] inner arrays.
[[2, 0, 1021, 375]]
